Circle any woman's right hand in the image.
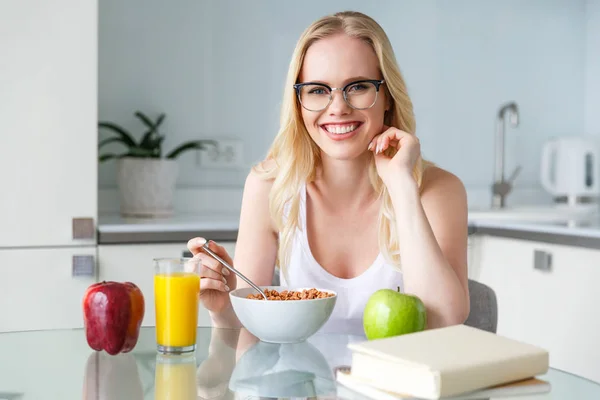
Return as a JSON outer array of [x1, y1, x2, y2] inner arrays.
[[187, 237, 237, 313]]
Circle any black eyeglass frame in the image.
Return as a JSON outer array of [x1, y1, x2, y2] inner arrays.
[[292, 79, 386, 111]]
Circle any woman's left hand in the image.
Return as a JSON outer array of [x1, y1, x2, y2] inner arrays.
[[369, 125, 421, 186]]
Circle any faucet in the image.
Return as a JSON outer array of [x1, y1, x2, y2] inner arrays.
[[492, 101, 521, 208]]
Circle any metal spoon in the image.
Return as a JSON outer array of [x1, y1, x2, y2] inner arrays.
[[201, 241, 268, 300]]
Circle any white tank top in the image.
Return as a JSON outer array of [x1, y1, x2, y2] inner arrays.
[[279, 184, 405, 337]]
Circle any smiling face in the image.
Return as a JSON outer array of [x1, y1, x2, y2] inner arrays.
[[298, 33, 388, 161]]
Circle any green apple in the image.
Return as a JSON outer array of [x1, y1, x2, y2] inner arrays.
[[363, 288, 427, 340]]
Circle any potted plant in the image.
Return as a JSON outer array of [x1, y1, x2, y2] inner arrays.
[[98, 111, 217, 217]]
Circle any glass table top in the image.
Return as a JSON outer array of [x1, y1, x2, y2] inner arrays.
[[0, 326, 598, 399]]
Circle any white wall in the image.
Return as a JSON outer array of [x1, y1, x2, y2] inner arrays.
[[98, 0, 589, 209], [585, 0, 600, 136]]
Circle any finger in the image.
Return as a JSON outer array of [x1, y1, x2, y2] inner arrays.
[[187, 237, 207, 256], [387, 139, 399, 147], [381, 135, 391, 153], [382, 128, 411, 141], [197, 253, 230, 276], [368, 131, 383, 151], [197, 252, 221, 271], [200, 278, 230, 292], [384, 137, 402, 152], [200, 264, 227, 283], [184, 253, 229, 276], [376, 134, 388, 154], [202, 240, 234, 266], [380, 129, 418, 151], [368, 139, 376, 151]]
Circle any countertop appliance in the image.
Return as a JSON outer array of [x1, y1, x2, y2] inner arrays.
[[541, 136, 600, 206]]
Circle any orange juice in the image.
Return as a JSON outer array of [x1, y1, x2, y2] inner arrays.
[[154, 354, 197, 400], [154, 272, 200, 350]]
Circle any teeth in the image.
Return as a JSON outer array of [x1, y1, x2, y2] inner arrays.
[[325, 124, 358, 134]]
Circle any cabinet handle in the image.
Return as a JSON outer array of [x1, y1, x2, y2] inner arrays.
[[533, 250, 552, 272], [72, 255, 96, 277], [72, 217, 95, 240]]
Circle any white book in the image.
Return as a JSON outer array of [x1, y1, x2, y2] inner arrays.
[[346, 324, 549, 399]]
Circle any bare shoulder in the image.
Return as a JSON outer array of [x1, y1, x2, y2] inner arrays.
[[241, 159, 277, 232], [421, 166, 467, 201], [253, 158, 278, 174], [245, 159, 276, 196]]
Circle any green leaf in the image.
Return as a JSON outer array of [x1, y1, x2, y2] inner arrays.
[[99, 153, 122, 162], [154, 113, 166, 128], [127, 147, 158, 158], [98, 122, 137, 147], [139, 129, 160, 150], [134, 111, 156, 131], [98, 136, 129, 149], [166, 140, 218, 159], [152, 136, 165, 157], [138, 113, 166, 150], [154, 113, 165, 130]]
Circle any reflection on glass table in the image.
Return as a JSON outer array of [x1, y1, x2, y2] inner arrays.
[[0, 327, 599, 399], [228, 339, 337, 398]]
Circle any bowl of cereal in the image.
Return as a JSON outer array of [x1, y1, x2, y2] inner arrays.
[[229, 286, 337, 343]]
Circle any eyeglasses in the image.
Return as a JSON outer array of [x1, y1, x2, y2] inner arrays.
[[293, 79, 385, 112]]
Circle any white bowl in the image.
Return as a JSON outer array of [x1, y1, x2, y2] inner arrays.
[[229, 286, 337, 343]]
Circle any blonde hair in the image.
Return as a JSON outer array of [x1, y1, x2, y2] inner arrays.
[[253, 10, 432, 278]]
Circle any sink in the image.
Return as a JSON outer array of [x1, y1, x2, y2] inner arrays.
[[468, 204, 599, 224]]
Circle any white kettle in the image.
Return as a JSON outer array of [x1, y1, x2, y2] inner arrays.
[[540, 136, 600, 203]]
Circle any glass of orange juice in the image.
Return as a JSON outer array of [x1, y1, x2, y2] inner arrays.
[[154, 353, 197, 400], [154, 257, 201, 354]]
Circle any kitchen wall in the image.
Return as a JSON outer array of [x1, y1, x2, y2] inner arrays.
[[585, 0, 600, 136], [98, 0, 591, 211]]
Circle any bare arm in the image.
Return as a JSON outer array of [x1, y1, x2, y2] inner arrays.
[[389, 166, 470, 328], [210, 165, 279, 327], [233, 165, 279, 287]]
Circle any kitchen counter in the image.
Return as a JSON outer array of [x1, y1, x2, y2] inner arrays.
[[468, 216, 600, 248], [98, 210, 600, 249], [97, 212, 240, 244]]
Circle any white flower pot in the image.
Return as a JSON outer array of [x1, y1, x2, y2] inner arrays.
[[116, 158, 179, 217]]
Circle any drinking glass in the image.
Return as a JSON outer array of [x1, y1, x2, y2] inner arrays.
[[153, 257, 201, 354]]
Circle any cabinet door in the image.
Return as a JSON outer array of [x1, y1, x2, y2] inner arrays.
[[476, 235, 600, 383], [467, 235, 483, 280], [0, 247, 97, 332], [98, 243, 236, 328], [525, 243, 600, 384], [476, 236, 533, 340], [0, 0, 97, 248]]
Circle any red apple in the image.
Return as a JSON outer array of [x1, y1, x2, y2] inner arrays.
[[122, 282, 145, 353], [83, 281, 145, 355]]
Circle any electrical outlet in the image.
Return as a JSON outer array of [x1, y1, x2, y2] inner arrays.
[[200, 139, 244, 169]]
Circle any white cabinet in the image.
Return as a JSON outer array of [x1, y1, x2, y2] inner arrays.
[[473, 235, 600, 383], [467, 234, 483, 280], [0, 0, 98, 248], [98, 242, 236, 328], [0, 247, 97, 332], [0, 0, 98, 333]]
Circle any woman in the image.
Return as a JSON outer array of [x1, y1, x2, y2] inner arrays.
[[188, 10, 470, 335]]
